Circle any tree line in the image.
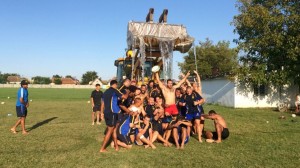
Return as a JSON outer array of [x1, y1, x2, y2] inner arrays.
[[0, 71, 102, 85]]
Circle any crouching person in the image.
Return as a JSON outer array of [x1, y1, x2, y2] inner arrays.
[[202, 110, 229, 143], [115, 114, 133, 149], [135, 115, 156, 149]]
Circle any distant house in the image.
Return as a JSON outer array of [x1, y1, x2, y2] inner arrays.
[[7, 76, 21, 84], [61, 77, 79, 85], [202, 78, 299, 108], [89, 78, 103, 86]]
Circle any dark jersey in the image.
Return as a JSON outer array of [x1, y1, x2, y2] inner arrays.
[[103, 87, 123, 114], [180, 92, 203, 114], [145, 104, 156, 119], [138, 122, 152, 138], [149, 89, 162, 99], [90, 90, 103, 106]]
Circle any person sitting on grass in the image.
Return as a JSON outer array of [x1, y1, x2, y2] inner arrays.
[[202, 110, 229, 143], [168, 115, 192, 149], [150, 100, 172, 147], [135, 115, 156, 149]]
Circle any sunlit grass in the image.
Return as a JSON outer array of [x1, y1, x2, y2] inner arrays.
[[0, 88, 299, 167]]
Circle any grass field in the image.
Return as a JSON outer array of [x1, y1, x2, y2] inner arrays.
[[0, 88, 299, 168]]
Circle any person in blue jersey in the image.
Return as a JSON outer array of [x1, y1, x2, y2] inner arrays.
[[90, 84, 103, 125], [10, 80, 29, 135], [179, 86, 204, 142], [168, 115, 192, 149], [115, 113, 133, 149], [100, 80, 126, 153]]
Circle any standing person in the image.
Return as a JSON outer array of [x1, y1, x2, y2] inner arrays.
[[155, 71, 190, 117], [10, 80, 29, 135], [202, 110, 229, 143], [100, 80, 125, 152], [90, 84, 103, 125], [179, 86, 204, 142], [192, 70, 204, 97]]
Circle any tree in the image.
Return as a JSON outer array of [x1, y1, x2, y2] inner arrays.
[[0, 72, 4, 84], [32, 76, 51, 84], [65, 75, 73, 78], [178, 39, 238, 80], [0, 72, 19, 84], [52, 74, 62, 85], [233, 0, 300, 88], [81, 71, 98, 85]]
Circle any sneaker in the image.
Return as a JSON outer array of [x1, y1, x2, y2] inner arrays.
[[96, 122, 101, 125]]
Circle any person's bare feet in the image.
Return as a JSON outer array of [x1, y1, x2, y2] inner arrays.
[[215, 140, 222, 143], [206, 139, 215, 143], [10, 128, 17, 134], [110, 142, 114, 148], [150, 144, 156, 149], [144, 145, 149, 148], [22, 131, 29, 135], [180, 146, 184, 150], [176, 145, 180, 149], [99, 149, 107, 153], [115, 146, 120, 151]]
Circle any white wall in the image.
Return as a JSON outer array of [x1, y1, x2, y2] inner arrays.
[[202, 78, 235, 107], [202, 78, 299, 108]]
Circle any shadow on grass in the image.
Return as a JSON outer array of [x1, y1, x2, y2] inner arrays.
[[28, 117, 58, 132]]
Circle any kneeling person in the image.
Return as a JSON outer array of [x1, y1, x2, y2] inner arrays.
[[202, 110, 229, 143], [116, 114, 133, 149]]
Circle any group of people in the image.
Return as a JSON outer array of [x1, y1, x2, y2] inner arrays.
[[90, 71, 229, 153]]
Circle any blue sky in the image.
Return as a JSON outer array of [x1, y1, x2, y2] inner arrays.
[[0, 0, 239, 80]]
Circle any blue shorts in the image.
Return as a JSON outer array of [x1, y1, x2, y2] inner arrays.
[[16, 106, 27, 117], [186, 112, 201, 121]]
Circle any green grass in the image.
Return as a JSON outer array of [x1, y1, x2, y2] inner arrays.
[[0, 88, 299, 168]]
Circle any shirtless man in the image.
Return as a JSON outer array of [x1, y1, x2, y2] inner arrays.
[[202, 110, 229, 143], [155, 71, 190, 116]]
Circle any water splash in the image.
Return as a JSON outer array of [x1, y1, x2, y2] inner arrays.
[[159, 39, 174, 82], [139, 37, 146, 83]]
